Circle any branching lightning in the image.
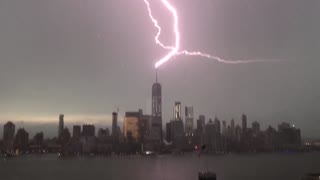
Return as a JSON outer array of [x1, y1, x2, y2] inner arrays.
[[143, 0, 278, 68]]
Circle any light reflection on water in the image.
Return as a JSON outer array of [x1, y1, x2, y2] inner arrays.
[[1, 152, 320, 180]]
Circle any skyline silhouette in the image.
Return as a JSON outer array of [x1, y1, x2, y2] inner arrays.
[[0, 0, 319, 138]]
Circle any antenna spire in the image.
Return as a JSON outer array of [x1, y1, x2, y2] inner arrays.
[[156, 69, 158, 83]]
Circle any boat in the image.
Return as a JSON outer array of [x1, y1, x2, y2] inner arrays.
[[198, 171, 216, 180]]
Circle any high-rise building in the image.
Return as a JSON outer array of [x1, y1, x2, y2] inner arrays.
[[196, 115, 205, 134], [277, 122, 301, 147], [252, 121, 260, 134], [33, 132, 44, 146], [123, 111, 141, 140], [82, 124, 95, 137], [60, 128, 71, 146], [151, 73, 162, 142], [174, 101, 182, 120], [14, 128, 29, 152], [112, 112, 118, 137], [222, 120, 227, 135], [230, 118, 235, 138], [235, 125, 242, 142], [242, 114, 247, 133], [231, 119, 235, 129], [58, 114, 64, 138], [138, 114, 151, 143], [98, 128, 110, 138], [166, 122, 172, 142], [170, 120, 184, 143], [185, 106, 194, 135], [214, 117, 221, 134], [73, 125, 81, 139], [213, 117, 222, 151], [204, 119, 219, 151], [3, 121, 15, 152]]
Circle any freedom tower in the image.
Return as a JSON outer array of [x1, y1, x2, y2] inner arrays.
[[151, 72, 162, 143]]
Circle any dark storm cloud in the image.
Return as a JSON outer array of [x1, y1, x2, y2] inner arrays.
[[0, 0, 319, 137]]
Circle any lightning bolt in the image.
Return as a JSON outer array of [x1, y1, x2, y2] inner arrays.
[[143, 0, 279, 68]]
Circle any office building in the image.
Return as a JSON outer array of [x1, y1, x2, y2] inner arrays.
[[33, 132, 44, 146], [14, 128, 29, 152], [98, 128, 110, 138], [204, 119, 219, 151], [139, 114, 151, 143], [73, 125, 81, 139], [166, 122, 172, 142], [235, 125, 242, 142], [112, 112, 118, 137], [170, 120, 184, 143], [3, 121, 15, 152], [82, 124, 95, 137], [151, 73, 162, 142], [174, 101, 182, 120], [277, 122, 301, 147], [242, 114, 247, 133], [196, 115, 205, 134], [231, 118, 235, 137], [58, 114, 64, 138], [124, 111, 141, 140], [222, 120, 227, 135], [185, 106, 194, 135], [214, 117, 221, 134], [252, 121, 260, 134]]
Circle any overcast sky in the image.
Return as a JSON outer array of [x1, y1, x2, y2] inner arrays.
[[0, 0, 319, 138]]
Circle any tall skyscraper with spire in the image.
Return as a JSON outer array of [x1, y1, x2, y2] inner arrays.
[[151, 71, 162, 142]]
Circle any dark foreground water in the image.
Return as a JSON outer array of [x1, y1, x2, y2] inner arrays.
[[1, 152, 320, 180]]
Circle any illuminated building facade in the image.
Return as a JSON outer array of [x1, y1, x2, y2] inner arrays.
[[174, 101, 182, 121], [124, 111, 140, 140]]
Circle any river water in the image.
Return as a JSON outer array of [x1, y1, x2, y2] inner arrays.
[[1, 152, 319, 180]]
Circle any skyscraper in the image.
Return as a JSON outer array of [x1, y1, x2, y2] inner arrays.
[[231, 118, 235, 137], [231, 118, 235, 129], [252, 121, 260, 134], [174, 101, 182, 120], [138, 114, 151, 143], [214, 117, 221, 134], [58, 114, 64, 138], [151, 73, 162, 142], [277, 122, 301, 147], [185, 106, 194, 135], [112, 112, 118, 137], [235, 125, 242, 142], [197, 115, 205, 134], [98, 128, 109, 138], [204, 119, 219, 151], [166, 122, 172, 142], [3, 121, 15, 152], [213, 117, 222, 151], [82, 124, 95, 137], [222, 120, 227, 135], [14, 128, 29, 152], [123, 111, 140, 140], [73, 125, 81, 139], [170, 120, 184, 144], [242, 114, 247, 133]]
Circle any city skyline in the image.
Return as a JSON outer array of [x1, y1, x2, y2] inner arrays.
[[0, 72, 315, 139], [0, 0, 319, 138]]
